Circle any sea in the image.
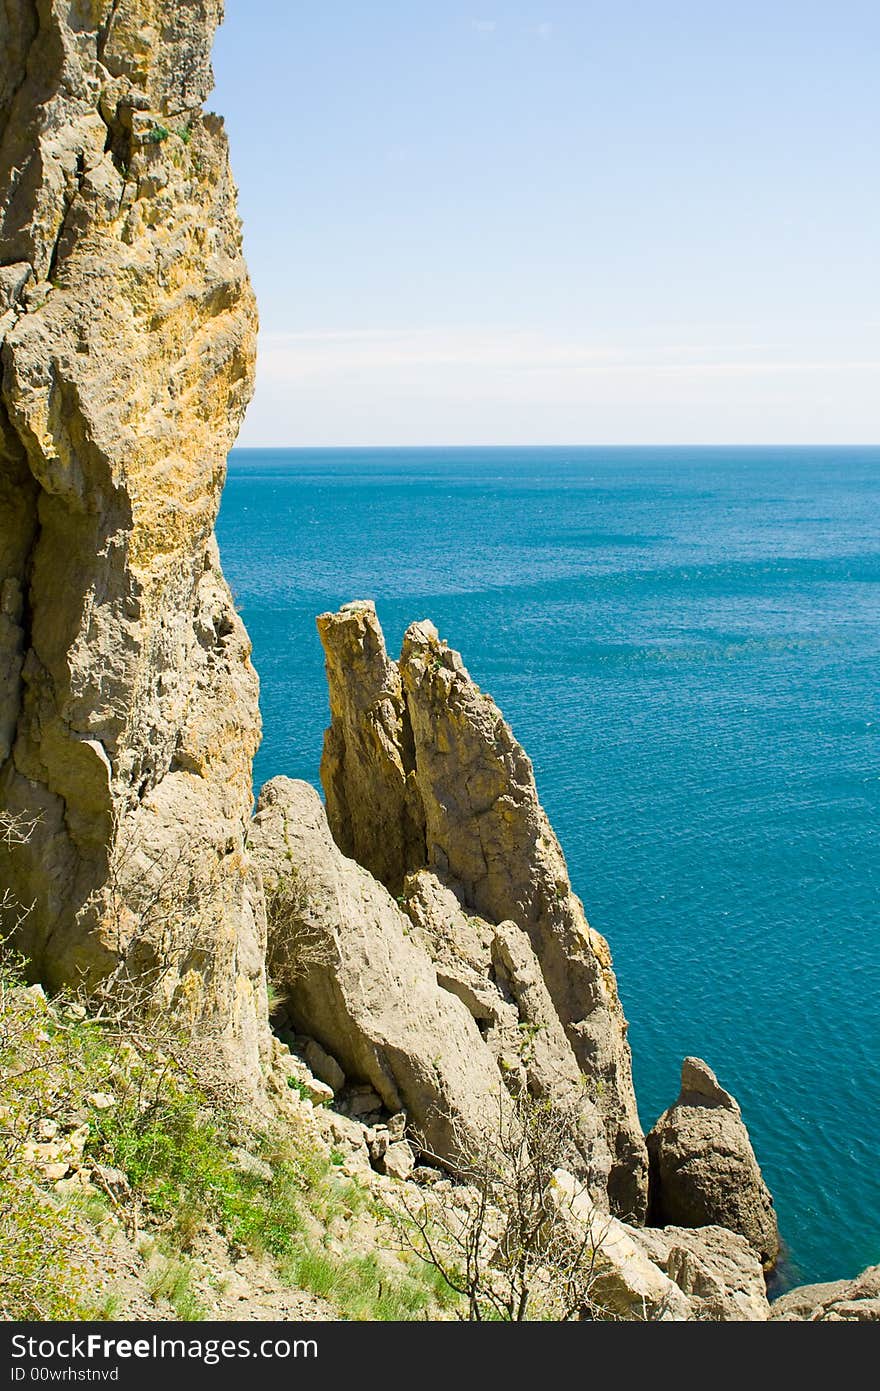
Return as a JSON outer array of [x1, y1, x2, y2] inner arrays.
[[217, 445, 879, 1291]]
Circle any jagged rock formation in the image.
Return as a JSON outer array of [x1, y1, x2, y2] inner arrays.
[[552, 1170, 770, 1321], [315, 600, 647, 1218], [630, 1223, 770, 1321], [249, 777, 516, 1166], [770, 1266, 880, 1322], [317, 602, 424, 890], [647, 1058, 780, 1267], [400, 868, 613, 1197], [0, 1, 267, 1082]]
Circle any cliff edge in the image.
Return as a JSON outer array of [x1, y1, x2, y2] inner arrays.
[[0, 0, 267, 1083]]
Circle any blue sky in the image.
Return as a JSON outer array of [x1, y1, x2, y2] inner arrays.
[[213, 2, 879, 446]]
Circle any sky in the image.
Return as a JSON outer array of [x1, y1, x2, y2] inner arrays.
[[212, 2, 880, 446]]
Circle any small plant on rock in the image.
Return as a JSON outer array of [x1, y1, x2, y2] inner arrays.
[[264, 867, 335, 1001]]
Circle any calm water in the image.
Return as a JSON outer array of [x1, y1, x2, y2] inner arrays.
[[217, 446, 879, 1289]]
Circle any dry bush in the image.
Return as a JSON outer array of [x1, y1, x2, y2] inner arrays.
[[0, 809, 42, 848], [264, 867, 335, 1011], [95, 814, 224, 1012], [1, 801, 253, 1104], [74, 812, 254, 1104], [394, 1087, 613, 1321], [0, 810, 38, 941]]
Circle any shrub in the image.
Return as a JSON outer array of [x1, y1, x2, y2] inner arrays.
[[0, 948, 112, 1318], [394, 1088, 610, 1321]]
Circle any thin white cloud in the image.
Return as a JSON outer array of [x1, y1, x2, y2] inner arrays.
[[257, 326, 880, 381], [240, 325, 879, 446], [471, 19, 497, 34], [536, 21, 553, 39]]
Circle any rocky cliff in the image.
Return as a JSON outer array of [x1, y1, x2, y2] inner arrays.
[[0, 0, 267, 1083], [314, 601, 647, 1218], [3, 4, 872, 1323]]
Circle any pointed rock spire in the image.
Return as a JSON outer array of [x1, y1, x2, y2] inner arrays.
[[315, 602, 648, 1219]]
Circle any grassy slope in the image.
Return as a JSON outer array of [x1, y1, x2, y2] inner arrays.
[[0, 957, 459, 1321]]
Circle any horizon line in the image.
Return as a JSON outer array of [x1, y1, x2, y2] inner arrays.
[[230, 441, 880, 451]]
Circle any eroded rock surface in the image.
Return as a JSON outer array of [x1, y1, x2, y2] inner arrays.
[[647, 1058, 780, 1267], [0, 1, 267, 1083], [552, 1170, 772, 1321], [315, 601, 647, 1218], [249, 776, 513, 1166], [549, 1169, 692, 1320], [317, 601, 424, 892], [631, 1223, 770, 1321], [771, 1266, 880, 1322], [400, 868, 613, 1198]]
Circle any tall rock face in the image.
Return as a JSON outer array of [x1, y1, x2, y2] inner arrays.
[[316, 601, 648, 1219], [0, 1, 268, 1083], [317, 603, 424, 892]]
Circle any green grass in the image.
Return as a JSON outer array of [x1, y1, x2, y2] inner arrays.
[[145, 1252, 205, 1321], [282, 1245, 460, 1321], [1, 947, 460, 1322], [91, 1089, 313, 1259], [88, 1051, 459, 1317]]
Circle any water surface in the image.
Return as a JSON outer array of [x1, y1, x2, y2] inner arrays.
[[218, 445, 880, 1288]]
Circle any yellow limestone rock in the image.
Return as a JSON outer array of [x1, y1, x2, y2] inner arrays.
[[0, 1, 268, 1085], [646, 1057, 780, 1268], [317, 600, 425, 893], [549, 1169, 691, 1321]]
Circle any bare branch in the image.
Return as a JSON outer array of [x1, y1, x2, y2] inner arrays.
[[389, 1087, 616, 1321], [0, 810, 42, 848]]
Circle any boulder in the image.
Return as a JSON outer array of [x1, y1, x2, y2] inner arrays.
[[646, 1058, 779, 1267], [319, 1111, 372, 1177], [771, 1266, 880, 1321], [345, 1087, 384, 1120], [271, 1044, 334, 1107], [367, 1128, 390, 1166], [302, 1039, 345, 1095], [386, 1112, 407, 1143], [549, 1170, 691, 1321], [382, 1141, 416, 1182], [249, 777, 514, 1168], [631, 1224, 770, 1321]]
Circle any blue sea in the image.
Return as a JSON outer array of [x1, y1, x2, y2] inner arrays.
[[217, 446, 879, 1290]]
